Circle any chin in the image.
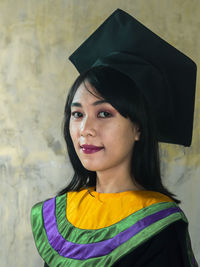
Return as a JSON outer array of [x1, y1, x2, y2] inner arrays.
[[81, 162, 104, 172]]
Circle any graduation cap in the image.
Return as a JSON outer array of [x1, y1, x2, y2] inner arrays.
[[69, 8, 197, 146]]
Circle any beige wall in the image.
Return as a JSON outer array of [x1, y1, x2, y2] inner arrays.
[[0, 0, 199, 266]]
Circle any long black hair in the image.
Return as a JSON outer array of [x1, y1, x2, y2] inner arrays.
[[58, 65, 180, 204]]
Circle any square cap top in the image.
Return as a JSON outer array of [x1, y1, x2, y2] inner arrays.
[[69, 8, 197, 146]]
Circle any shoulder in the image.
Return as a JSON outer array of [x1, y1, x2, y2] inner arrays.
[[30, 200, 44, 229], [31, 197, 53, 221], [137, 190, 174, 202], [30, 194, 65, 223], [31, 200, 44, 216], [127, 190, 174, 211], [113, 220, 191, 267], [30, 189, 84, 222], [30, 195, 62, 237]]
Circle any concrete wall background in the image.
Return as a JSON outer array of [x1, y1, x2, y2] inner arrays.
[[0, 0, 199, 266]]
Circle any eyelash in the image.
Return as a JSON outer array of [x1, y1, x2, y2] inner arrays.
[[71, 111, 112, 119]]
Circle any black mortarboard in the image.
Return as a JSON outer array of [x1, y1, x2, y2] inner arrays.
[[69, 8, 197, 146]]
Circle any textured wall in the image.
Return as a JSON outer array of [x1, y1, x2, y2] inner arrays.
[[0, 0, 199, 266]]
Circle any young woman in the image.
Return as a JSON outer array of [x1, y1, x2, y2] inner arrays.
[[31, 9, 198, 267]]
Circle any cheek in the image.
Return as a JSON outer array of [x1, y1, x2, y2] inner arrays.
[[103, 126, 129, 148], [69, 122, 77, 143], [109, 126, 135, 149]]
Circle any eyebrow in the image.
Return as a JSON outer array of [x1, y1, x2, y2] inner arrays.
[[71, 100, 109, 107]]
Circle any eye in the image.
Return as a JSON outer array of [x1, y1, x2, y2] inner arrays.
[[71, 111, 83, 118], [71, 111, 112, 119], [98, 111, 112, 118]]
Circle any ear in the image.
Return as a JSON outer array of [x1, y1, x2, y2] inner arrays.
[[135, 129, 141, 141], [133, 125, 141, 141]]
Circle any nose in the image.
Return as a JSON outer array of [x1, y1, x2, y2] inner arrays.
[[80, 117, 96, 137]]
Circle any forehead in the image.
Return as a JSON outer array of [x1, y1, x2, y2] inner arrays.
[[73, 81, 101, 100]]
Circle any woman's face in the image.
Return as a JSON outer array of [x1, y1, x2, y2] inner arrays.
[[69, 80, 140, 172]]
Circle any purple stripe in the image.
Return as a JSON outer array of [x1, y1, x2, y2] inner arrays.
[[43, 198, 181, 260]]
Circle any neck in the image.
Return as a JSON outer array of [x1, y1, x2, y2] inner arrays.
[[95, 174, 143, 193]]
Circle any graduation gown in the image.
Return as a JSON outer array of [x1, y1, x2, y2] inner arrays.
[[31, 187, 198, 267]]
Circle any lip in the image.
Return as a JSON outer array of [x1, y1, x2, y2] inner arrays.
[[81, 144, 103, 149], [80, 144, 104, 154]]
